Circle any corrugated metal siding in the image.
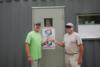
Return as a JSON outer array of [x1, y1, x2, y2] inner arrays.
[[0, 0, 100, 67], [82, 39, 100, 67]]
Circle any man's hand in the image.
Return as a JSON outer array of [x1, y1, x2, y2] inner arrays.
[[27, 56, 33, 64]]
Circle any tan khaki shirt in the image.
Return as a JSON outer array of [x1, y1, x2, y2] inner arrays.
[[64, 32, 82, 54]]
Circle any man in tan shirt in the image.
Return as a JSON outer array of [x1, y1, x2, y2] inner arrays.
[[54, 22, 84, 67]]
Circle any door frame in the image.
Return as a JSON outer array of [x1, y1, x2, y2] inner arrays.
[[31, 6, 66, 67]]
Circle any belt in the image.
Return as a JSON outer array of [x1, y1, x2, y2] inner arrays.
[[65, 52, 78, 55]]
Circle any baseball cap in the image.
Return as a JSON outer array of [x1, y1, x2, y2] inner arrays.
[[33, 22, 41, 25], [65, 22, 74, 28]]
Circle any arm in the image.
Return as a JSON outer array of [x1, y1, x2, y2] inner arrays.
[[55, 40, 65, 47], [25, 43, 32, 64], [76, 34, 84, 64], [25, 32, 32, 64], [78, 44, 84, 64], [25, 43, 31, 57]]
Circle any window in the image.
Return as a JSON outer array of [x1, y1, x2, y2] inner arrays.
[[44, 18, 53, 27], [77, 14, 100, 39], [78, 14, 100, 25]]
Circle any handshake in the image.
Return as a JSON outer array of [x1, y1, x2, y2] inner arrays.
[[43, 37, 64, 47], [46, 37, 64, 47], [46, 37, 55, 42], [42, 37, 56, 45]]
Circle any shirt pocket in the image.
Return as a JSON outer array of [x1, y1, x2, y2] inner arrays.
[[70, 38, 77, 44]]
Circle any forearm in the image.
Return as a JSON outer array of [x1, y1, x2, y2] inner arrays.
[[79, 44, 84, 59], [25, 43, 31, 57], [55, 40, 64, 47], [41, 41, 48, 46]]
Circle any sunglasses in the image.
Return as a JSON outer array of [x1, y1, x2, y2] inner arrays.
[[35, 24, 41, 26], [65, 26, 72, 28]]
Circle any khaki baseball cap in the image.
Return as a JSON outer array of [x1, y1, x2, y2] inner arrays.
[[33, 22, 41, 25]]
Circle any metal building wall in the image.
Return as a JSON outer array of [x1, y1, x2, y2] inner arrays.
[[0, 0, 100, 67], [82, 39, 100, 67]]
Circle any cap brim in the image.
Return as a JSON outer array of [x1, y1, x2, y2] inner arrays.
[[34, 23, 41, 25]]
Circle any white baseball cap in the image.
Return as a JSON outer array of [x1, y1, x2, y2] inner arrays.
[[65, 22, 74, 27]]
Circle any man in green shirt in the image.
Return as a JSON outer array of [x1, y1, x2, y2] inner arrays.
[[25, 22, 42, 67]]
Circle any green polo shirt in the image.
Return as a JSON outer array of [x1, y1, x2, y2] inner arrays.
[[25, 31, 42, 60]]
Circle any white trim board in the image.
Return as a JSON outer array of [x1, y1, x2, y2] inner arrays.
[[32, 6, 65, 9]]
